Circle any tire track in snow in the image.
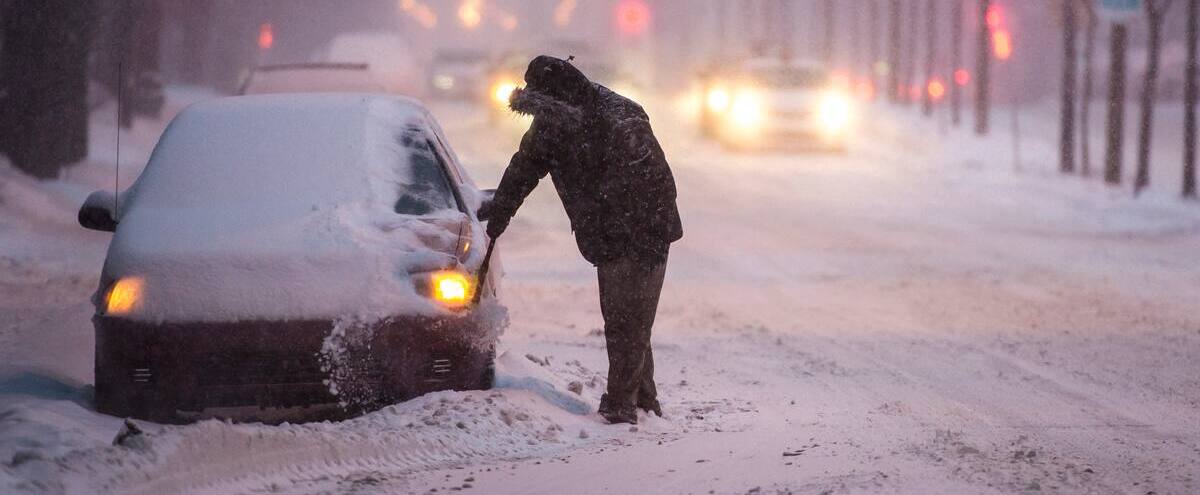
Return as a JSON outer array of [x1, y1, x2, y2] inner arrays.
[[17, 390, 599, 495]]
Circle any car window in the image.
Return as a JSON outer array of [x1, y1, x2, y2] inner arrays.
[[393, 128, 457, 215], [753, 68, 828, 88]]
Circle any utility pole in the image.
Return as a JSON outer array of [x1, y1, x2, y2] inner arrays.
[[975, 0, 992, 135], [1060, 0, 1079, 174], [1185, 0, 1198, 198], [1104, 23, 1128, 185], [951, 0, 964, 126]]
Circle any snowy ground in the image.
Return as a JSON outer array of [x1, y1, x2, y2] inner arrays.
[[2, 90, 1199, 494]]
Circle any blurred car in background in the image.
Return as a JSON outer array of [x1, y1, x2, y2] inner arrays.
[[79, 94, 502, 423], [312, 31, 427, 97], [428, 49, 490, 100], [238, 63, 387, 95], [700, 58, 855, 151]]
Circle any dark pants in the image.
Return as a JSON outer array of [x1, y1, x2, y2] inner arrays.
[[597, 254, 667, 409]]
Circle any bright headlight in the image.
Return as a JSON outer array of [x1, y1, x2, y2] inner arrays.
[[730, 89, 764, 129], [818, 91, 853, 133], [430, 270, 474, 308], [706, 87, 730, 113], [105, 277, 144, 316], [492, 81, 519, 106]]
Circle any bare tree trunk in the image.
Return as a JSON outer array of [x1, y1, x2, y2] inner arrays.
[[0, 0, 95, 178], [975, 0, 992, 135], [923, 0, 937, 116], [823, 0, 835, 67], [1060, 0, 1079, 173], [888, 0, 902, 102], [868, 0, 880, 98], [1104, 23, 1129, 185], [1134, 0, 1173, 196], [951, 0, 964, 126], [904, 0, 919, 105], [1080, 0, 1098, 177], [1184, 0, 1198, 198]]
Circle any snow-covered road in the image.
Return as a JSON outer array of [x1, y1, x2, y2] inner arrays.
[[3, 95, 1199, 494]]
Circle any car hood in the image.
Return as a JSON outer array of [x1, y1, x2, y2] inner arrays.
[[99, 205, 481, 324]]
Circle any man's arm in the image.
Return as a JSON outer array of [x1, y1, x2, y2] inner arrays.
[[487, 121, 553, 238]]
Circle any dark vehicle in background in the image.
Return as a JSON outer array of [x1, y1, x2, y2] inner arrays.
[[428, 50, 490, 100], [238, 63, 387, 95], [79, 94, 502, 423], [699, 58, 855, 151]]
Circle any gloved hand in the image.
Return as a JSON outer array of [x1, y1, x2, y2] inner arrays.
[[486, 215, 510, 239]]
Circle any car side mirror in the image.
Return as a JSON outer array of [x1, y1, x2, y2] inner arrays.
[[477, 188, 496, 222], [79, 191, 118, 232]]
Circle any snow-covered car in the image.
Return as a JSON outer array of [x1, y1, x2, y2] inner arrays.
[[78, 94, 503, 423], [701, 59, 855, 151], [428, 50, 490, 100], [237, 63, 388, 95]]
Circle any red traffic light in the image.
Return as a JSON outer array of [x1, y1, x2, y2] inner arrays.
[[258, 23, 274, 51], [616, 0, 651, 36], [954, 68, 971, 86], [985, 5, 1004, 29]]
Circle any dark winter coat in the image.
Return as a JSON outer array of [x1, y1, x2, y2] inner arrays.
[[489, 56, 683, 265]]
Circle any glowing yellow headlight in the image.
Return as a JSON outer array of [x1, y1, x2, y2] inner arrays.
[[431, 271, 473, 307], [730, 90, 764, 129], [706, 87, 730, 113], [492, 81, 519, 106], [105, 277, 143, 316], [818, 91, 853, 133]]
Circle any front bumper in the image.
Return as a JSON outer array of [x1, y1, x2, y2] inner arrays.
[[94, 314, 496, 423], [721, 117, 847, 149]]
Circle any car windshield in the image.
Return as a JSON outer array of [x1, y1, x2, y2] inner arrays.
[[750, 67, 829, 88], [393, 128, 456, 215]]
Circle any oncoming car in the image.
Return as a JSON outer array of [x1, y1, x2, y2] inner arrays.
[[78, 94, 503, 423], [429, 49, 490, 100], [701, 59, 855, 151]]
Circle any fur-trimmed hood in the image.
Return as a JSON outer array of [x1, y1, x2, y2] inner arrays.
[[509, 86, 587, 132]]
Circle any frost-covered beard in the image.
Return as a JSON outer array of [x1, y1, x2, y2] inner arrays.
[[509, 87, 585, 132]]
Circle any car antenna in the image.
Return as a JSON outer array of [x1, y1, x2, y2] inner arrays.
[[114, 61, 122, 217]]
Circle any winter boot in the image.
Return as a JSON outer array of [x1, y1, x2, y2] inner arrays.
[[598, 394, 638, 425], [637, 397, 663, 418]]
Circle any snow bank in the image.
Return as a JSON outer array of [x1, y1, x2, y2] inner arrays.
[[103, 94, 489, 323]]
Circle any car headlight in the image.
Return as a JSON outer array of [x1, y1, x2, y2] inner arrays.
[[705, 86, 730, 113], [492, 81, 519, 106], [419, 270, 475, 309], [730, 89, 764, 129], [818, 91, 853, 133], [104, 277, 144, 316]]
